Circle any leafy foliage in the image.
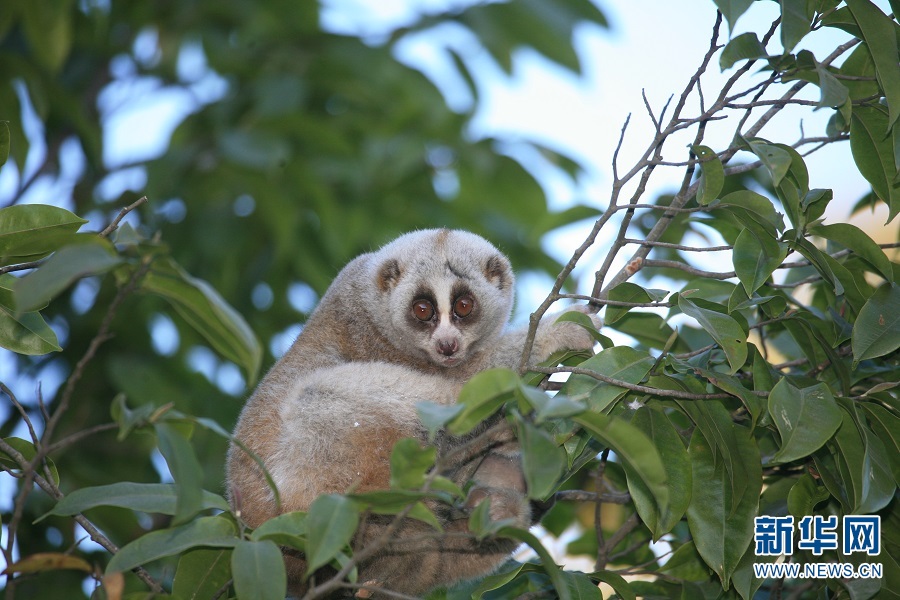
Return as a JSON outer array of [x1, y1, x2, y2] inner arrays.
[[0, 1, 898, 600]]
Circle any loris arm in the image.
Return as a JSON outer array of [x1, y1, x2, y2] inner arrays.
[[484, 305, 601, 370]]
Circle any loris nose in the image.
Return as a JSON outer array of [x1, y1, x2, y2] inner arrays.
[[437, 339, 459, 356]]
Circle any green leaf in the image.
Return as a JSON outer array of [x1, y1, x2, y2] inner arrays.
[[0, 274, 60, 354], [852, 283, 900, 366], [553, 309, 606, 344], [304, 494, 360, 574], [517, 418, 566, 500], [626, 407, 691, 540], [107, 515, 237, 574], [745, 139, 792, 187], [692, 145, 725, 205], [591, 570, 635, 600], [780, 0, 811, 52], [768, 380, 842, 464], [830, 404, 896, 513], [416, 401, 463, 441], [677, 295, 748, 374], [574, 412, 669, 519], [231, 540, 286, 600], [605, 282, 667, 325], [42, 482, 229, 522], [611, 312, 680, 350], [732, 228, 788, 296], [686, 426, 761, 589], [786, 473, 831, 518], [389, 438, 435, 490], [155, 423, 204, 526], [563, 346, 655, 411], [0, 204, 86, 266], [495, 526, 572, 600], [0, 122, 9, 168], [447, 368, 518, 435], [0, 437, 59, 485], [250, 511, 307, 548], [812, 223, 893, 281], [815, 61, 850, 109], [172, 548, 233, 600], [718, 190, 785, 234], [13, 238, 120, 313], [471, 562, 524, 599], [851, 105, 900, 221], [141, 257, 262, 383], [846, 0, 900, 130], [713, 0, 755, 34], [719, 32, 767, 70]]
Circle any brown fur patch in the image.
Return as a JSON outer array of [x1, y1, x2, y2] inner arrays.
[[434, 228, 451, 249], [347, 425, 409, 492], [377, 258, 402, 292], [483, 255, 510, 289]]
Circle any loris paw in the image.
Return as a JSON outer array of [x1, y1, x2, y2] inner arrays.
[[531, 305, 601, 362]]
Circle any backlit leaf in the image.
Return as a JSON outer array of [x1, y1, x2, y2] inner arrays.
[[13, 238, 121, 313], [141, 257, 262, 383]]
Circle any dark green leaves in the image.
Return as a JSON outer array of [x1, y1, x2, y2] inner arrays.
[[686, 426, 761, 589], [677, 295, 747, 374], [42, 482, 229, 521], [517, 419, 566, 500], [107, 515, 237, 574], [303, 494, 360, 574], [720, 32, 767, 70], [768, 380, 842, 464], [626, 407, 691, 540], [447, 368, 518, 435], [850, 105, 900, 221], [574, 412, 669, 522], [692, 145, 724, 204], [713, 0, 755, 33], [852, 283, 900, 366], [232, 540, 286, 600], [846, 0, 900, 130]]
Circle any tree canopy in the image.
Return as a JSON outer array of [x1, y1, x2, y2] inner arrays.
[[0, 1, 898, 599]]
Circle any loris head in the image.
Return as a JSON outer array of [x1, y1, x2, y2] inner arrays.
[[366, 229, 514, 368]]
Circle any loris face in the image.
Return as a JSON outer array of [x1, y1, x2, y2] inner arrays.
[[369, 230, 515, 368]]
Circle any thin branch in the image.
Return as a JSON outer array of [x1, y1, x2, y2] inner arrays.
[[99, 196, 148, 238], [623, 238, 733, 252]]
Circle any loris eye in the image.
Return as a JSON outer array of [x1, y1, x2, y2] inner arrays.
[[412, 300, 435, 321], [453, 294, 474, 318]]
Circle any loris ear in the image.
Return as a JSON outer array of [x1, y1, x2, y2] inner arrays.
[[377, 258, 403, 291], [484, 255, 512, 290]]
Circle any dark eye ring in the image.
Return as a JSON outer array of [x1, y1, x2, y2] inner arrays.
[[453, 294, 474, 318], [412, 300, 435, 321]]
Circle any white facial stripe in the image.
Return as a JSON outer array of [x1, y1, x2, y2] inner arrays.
[[432, 278, 454, 319]]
